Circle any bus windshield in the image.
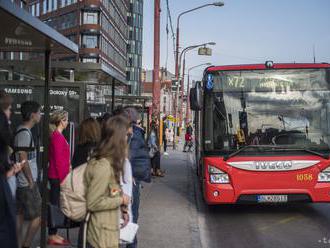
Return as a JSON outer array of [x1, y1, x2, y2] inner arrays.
[[204, 68, 330, 155]]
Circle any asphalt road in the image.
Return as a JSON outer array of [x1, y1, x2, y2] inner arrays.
[[187, 154, 330, 248]]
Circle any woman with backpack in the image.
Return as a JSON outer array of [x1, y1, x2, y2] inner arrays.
[[84, 115, 130, 248]]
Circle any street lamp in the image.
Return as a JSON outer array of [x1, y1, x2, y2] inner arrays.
[[175, 1, 224, 78], [185, 63, 212, 123], [172, 42, 215, 149], [178, 42, 215, 124], [178, 42, 215, 78]]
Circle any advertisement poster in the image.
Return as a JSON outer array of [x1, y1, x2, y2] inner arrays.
[[0, 84, 81, 165], [86, 84, 112, 117]]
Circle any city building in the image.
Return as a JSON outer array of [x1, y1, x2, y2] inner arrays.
[[126, 0, 143, 95], [26, 0, 130, 84], [141, 68, 175, 116]]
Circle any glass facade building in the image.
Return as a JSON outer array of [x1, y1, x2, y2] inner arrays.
[[127, 0, 143, 95], [24, 0, 130, 83]]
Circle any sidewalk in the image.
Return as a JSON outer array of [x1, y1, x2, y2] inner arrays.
[[31, 143, 201, 248], [138, 146, 202, 248]]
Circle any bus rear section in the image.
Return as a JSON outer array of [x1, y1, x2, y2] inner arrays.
[[190, 63, 330, 205]]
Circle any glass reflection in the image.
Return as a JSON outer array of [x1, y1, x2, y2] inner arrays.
[[206, 68, 330, 154]]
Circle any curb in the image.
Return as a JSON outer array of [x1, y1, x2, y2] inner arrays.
[[186, 152, 203, 248]]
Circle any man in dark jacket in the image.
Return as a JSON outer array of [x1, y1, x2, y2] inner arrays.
[[0, 172, 18, 248], [125, 107, 151, 248], [0, 90, 18, 248], [0, 90, 13, 154]]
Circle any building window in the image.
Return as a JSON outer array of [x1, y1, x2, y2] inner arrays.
[[66, 34, 76, 43], [82, 58, 97, 63], [53, 0, 57, 10], [44, 12, 77, 30], [36, 3, 40, 16], [83, 12, 98, 24], [43, 0, 47, 14], [30, 4, 35, 16], [48, 0, 52, 12], [82, 35, 98, 48]]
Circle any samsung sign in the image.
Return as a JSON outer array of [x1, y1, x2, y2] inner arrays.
[[4, 37, 32, 47], [227, 160, 320, 171]]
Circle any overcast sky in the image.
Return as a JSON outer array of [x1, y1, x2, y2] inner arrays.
[[142, 0, 330, 81]]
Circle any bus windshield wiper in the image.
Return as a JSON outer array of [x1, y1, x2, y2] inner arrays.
[[223, 145, 269, 161], [267, 146, 329, 159], [223, 145, 329, 161]]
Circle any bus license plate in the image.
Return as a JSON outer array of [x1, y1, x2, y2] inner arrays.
[[257, 195, 288, 203]]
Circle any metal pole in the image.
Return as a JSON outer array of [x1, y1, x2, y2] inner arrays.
[[179, 54, 186, 127], [186, 71, 190, 123], [40, 50, 51, 248], [185, 63, 211, 122], [175, 3, 220, 80], [175, 24, 179, 79], [111, 77, 115, 111], [152, 0, 161, 142]]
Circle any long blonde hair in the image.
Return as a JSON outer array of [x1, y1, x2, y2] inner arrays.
[[92, 115, 130, 183], [49, 110, 68, 134]]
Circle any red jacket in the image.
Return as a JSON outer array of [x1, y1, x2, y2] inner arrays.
[[48, 130, 70, 183], [185, 133, 192, 142]]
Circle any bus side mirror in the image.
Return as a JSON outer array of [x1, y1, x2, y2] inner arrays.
[[190, 81, 202, 111]]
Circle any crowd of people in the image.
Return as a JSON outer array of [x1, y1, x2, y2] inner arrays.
[[0, 89, 166, 248]]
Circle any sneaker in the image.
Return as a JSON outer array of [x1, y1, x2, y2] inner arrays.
[[164, 152, 169, 156]]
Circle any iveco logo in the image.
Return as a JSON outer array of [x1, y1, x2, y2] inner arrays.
[[227, 160, 320, 171], [255, 161, 292, 170]]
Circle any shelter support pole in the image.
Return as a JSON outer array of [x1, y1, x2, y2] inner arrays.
[[111, 78, 115, 112], [40, 50, 51, 248]]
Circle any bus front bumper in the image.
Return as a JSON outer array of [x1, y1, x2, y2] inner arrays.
[[203, 181, 330, 205]]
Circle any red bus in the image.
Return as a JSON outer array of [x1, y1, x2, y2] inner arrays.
[[190, 62, 330, 204]]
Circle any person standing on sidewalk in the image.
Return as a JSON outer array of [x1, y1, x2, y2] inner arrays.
[[149, 120, 164, 177], [47, 110, 70, 246], [162, 116, 169, 156], [0, 90, 16, 197], [125, 107, 151, 248], [14, 101, 42, 248], [72, 117, 101, 169], [84, 115, 130, 248], [111, 107, 133, 233], [183, 122, 193, 152], [72, 117, 101, 248], [0, 152, 19, 248]]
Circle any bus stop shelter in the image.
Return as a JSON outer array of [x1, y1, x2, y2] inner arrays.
[[0, 1, 78, 247]]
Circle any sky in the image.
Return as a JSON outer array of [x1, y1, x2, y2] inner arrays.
[[142, 0, 330, 82]]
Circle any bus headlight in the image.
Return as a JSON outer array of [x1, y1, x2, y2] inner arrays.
[[318, 167, 330, 182], [208, 165, 230, 184]]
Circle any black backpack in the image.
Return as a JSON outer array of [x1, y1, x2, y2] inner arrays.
[[11, 128, 34, 162]]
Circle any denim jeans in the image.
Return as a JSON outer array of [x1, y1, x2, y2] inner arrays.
[[126, 180, 140, 248]]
